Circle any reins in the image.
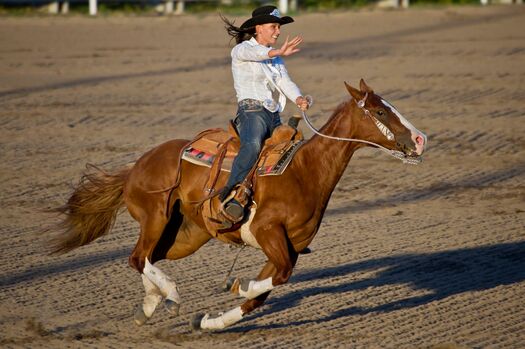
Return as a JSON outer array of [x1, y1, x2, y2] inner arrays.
[[300, 95, 422, 165]]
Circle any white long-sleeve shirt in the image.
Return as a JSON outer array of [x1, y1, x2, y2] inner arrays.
[[231, 37, 302, 113]]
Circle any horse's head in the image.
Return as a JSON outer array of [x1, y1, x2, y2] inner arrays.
[[345, 79, 427, 162]]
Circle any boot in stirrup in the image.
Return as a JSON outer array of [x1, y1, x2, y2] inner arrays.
[[218, 184, 251, 227], [217, 190, 243, 229]]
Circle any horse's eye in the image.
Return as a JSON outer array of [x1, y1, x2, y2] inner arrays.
[[377, 110, 385, 117]]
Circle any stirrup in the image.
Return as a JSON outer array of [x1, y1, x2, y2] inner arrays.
[[224, 200, 244, 221], [220, 199, 244, 224]]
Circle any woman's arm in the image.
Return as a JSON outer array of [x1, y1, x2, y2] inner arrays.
[[233, 42, 272, 62], [272, 36, 309, 111], [275, 59, 309, 111]]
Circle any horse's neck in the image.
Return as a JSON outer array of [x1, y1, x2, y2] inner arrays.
[[299, 102, 362, 199]]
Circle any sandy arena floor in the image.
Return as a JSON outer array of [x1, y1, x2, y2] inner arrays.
[[0, 5, 524, 348]]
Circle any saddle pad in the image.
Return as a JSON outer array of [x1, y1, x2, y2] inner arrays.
[[182, 140, 305, 177]]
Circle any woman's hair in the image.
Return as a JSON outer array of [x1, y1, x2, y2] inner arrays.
[[220, 14, 255, 45]]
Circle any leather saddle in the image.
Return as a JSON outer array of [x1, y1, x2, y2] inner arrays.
[[182, 122, 304, 194], [181, 121, 304, 236]]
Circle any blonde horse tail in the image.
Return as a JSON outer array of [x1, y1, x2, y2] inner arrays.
[[49, 164, 130, 254]]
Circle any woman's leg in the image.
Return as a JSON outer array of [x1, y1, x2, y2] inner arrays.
[[221, 103, 272, 199]]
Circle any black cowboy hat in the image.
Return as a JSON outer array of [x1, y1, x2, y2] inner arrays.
[[240, 5, 294, 30]]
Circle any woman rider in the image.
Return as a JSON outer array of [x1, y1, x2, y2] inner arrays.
[[220, 5, 310, 223]]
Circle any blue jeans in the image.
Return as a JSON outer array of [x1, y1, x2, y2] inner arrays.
[[224, 99, 282, 193]]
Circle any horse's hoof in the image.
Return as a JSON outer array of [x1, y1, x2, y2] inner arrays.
[[221, 277, 236, 292], [164, 299, 180, 316], [299, 247, 312, 254], [190, 313, 205, 331], [134, 306, 149, 326]]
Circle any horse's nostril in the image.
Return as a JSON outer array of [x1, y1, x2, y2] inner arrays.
[[415, 135, 424, 145]]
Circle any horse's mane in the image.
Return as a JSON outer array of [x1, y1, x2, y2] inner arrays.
[[319, 98, 352, 133], [294, 98, 354, 182]]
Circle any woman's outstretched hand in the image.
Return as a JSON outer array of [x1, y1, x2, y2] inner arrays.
[[270, 36, 303, 58]]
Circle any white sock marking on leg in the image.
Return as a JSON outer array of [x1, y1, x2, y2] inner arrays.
[[200, 306, 244, 330], [141, 274, 162, 317], [144, 258, 181, 304], [238, 277, 274, 299]]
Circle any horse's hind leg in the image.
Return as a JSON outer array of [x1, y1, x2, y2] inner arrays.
[[131, 202, 212, 326], [129, 211, 174, 325], [127, 197, 182, 325], [141, 213, 211, 321], [134, 254, 182, 326], [142, 202, 187, 315], [134, 273, 163, 326]]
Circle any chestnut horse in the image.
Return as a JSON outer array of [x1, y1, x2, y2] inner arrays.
[[51, 79, 426, 331]]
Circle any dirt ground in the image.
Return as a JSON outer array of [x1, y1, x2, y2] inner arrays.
[[1, 4, 524, 348]]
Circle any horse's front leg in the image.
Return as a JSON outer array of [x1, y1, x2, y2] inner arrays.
[[192, 226, 298, 331]]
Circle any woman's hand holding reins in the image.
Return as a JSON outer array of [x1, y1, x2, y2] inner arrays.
[[295, 96, 309, 112], [269, 36, 303, 58]]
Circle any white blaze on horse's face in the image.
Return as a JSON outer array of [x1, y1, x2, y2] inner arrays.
[[380, 98, 427, 156]]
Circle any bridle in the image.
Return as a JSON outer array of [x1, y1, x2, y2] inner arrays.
[[300, 95, 422, 165]]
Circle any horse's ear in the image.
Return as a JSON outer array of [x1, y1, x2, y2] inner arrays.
[[359, 78, 374, 94], [344, 81, 363, 101]]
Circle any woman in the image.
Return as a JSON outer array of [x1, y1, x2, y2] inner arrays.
[[220, 5, 310, 223]]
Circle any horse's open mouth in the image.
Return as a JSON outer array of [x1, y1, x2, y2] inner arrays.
[[408, 154, 423, 164]]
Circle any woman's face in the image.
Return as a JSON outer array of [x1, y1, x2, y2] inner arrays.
[[255, 23, 281, 47]]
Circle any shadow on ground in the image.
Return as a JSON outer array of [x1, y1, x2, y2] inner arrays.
[[231, 241, 525, 331], [326, 160, 525, 215], [0, 246, 130, 288]]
